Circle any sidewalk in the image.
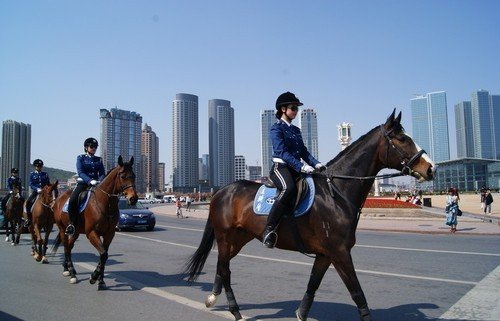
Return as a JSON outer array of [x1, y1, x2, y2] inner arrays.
[[151, 200, 500, 236]]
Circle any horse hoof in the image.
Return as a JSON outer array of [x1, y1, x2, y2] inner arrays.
[[98, 282, 107, 291], [35, 255, 42, 262], [62, 271, 70, 276], [11, 242, 15, 246], [70, 277, 78, 284], [41, 257, 49, 264], [5, 237, 8, 242], [205, 293, 218, 308], [296, 309, 306, 321], [89, 278, 97, 285]]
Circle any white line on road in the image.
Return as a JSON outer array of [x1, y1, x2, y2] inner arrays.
[[439, 265, 500, 320]]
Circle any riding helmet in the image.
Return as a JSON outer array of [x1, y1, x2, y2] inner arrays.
[[33, 159, 44, 166], [275, 91, 304, 110], [11, 168, 19, 173], [84, 137, 99, 148]]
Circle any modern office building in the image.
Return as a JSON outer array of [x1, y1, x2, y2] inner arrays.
[[433, 158, 500, 191], [199, 154, 209, 181], [470, 90, 500, 160], [235, 155, 246, 181], [455, 101, 474, 158], [208, 99, 234, 188], [172, 93, 199, 192], [99, 108, 142, 184], [299, 108, 319, 159], [246, 165, 262, 181], [158, 162, 165, 192], [260, 110, 275, 178], [1, 120, 31, 189], [141, 123, 159, 193], [410, 91, 450, 162]]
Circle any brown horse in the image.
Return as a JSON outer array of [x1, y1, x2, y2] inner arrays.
[[184, 110, 436, 321], [30, 180, 58, 263], [51, 156, 138, 289], [3, 181, 25, 246]]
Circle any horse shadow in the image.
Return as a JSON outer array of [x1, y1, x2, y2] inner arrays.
[[105, 270, 189, 291], [0, 311, 24, 321]]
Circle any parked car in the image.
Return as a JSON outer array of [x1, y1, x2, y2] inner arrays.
[[117, 198, 156, 231]]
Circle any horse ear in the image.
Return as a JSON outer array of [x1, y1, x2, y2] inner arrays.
[[118, 155, 123, 166], [384, 108, 396, 128], [395, 111, 402, 125], [129, 156, 134, 166]]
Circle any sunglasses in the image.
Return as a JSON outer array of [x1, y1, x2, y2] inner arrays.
[[289, 105, 299, 112], [88, 144, 98, 149]]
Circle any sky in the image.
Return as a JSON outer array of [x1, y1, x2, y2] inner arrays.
[[1, 0, 500, 177]]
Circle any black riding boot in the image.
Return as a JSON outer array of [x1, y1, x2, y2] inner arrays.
[[65, 211, 77, 236], [263, 201, 288, 248]]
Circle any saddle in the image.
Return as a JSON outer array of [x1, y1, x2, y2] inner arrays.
[[62, 189, 92, 214], [253, 176, 315, 217]]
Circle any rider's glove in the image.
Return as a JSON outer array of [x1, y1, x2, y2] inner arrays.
[[315, 163, 327, 172], [90, 180, 99, 186], [9, 190, 13, 194], [301, 164, 315, 174], [36, 188, 42, 193]]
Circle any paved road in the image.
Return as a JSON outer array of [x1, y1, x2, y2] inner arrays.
[[1, 214, 499, 321]]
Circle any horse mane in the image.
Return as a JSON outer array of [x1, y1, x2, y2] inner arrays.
[[325, 125, 379, 167], [104, 160, 133, 177]]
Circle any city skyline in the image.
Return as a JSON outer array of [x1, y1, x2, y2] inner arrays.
[[1, 1, 499, 176]]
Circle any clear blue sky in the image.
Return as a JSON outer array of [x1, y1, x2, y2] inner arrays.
[[1, 1, 499, 176]]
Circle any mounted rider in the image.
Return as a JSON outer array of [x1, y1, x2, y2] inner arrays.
[[262, 91, 326, 248], [24, 159, 51, 226], [1, 168, 22, 212], [65, 137, 105, 236]]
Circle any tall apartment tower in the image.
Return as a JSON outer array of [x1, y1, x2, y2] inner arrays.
[[260, 110, 276, 178], [299, 108, 319, 159], [234, 155, 246, 181], [454, 101, 474, 158], [199, 154, 209, 181], [172, 93, 199, 192], [1, 120, 31, 189], [141, 123, 159, 193], [158, 162, 165, 192], [208, 99, 234, 188], [99, 108, 143, 184], [410, 91, 450, 162], [471, 90, 500, 159]]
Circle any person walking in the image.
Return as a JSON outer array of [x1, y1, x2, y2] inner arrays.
[[185, 196, 192, 212], [484, 188, 493, 215], [445, 187, 460, 233], [175, 198, 183, 218]]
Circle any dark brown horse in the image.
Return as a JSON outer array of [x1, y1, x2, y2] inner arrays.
[[30, 180, 58, 263], [184, 110, 436, 321], [51, 156, 138, 289], [3, 181, 25, 246]]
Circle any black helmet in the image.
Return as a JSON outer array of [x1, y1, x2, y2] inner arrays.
[[33, 159, 44, 166], [84, 137, 98, 148], [275, 91, 304, 110], [11, 168, 19, 174]]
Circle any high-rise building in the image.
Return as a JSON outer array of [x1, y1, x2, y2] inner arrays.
[[260, 110, 275, 178], [299, 108, 319, 159], [199, 154, 209, 181], [454, 101, 474, 158], [208, 99, 234, 188], [99, 108, 142, 184], [141, 123, 159, 193], [158, 162, 165, 192], [172, 93, 199, 192], [246, 165, 262, 181], [410, 91, 450, 162], [471, 90, 495, 159], [1, 120, 31, 189], [491, 95, 500, 159], [235, 155, 246, 181]]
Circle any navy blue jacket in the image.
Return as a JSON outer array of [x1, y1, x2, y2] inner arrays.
[[76, 154, 105, 184], [7, 176, 22, 191], [29, 171, 50, 191], [270, 119, 319, 173]]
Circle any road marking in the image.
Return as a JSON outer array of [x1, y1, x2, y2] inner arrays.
[[75, 262, 261, 321], [117, 232, 478, 285], [439, 265, 500, 320]]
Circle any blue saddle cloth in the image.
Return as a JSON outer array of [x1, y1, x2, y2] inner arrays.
[[253, 176, 315, 217], [62, 190, 92, 214]]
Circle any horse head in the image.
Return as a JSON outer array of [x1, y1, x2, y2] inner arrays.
[[40, 181, 59, 206], [116, 155, 138, 205], [11, 181, 22, 198], [379, 109, 436, 182]]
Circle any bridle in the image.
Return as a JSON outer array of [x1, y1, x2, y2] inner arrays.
[[95, 167, 136, 199]]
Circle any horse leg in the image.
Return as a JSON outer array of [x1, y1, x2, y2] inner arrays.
[[34, 225, 43, 262], [87, 230, 111, 290], [41, 228, 51, 263], [331, 249, 373, 321], [295, 255, 331, 321], [64, 235, 78, 283]]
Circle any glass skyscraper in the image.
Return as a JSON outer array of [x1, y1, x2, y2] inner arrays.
[[410, 91, 450, 162], [471, 90, 494, 159], [1, 120, 31, 189], [454, 101, 474, 158], [208, 99, 234, 188], [260, 110, 275, 178], [172, 93, 199, 192], [299, 108, 319, 160]]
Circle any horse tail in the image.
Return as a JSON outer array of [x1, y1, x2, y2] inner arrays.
[[50, 233, 62, 255], [183, 218, 215, 282]]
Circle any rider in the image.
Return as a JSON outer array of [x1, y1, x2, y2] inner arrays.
[[1, 168, 22, 212], [262, 91, 326, 248], [65, 137, 105, 236], [24, 159, 51, 226]]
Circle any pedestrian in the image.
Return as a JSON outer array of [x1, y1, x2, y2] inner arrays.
[[484, 188, 493, 215], [24, 159, 51, 226], [186, 195, 192, 212], [262, 91, 326, 249], [480, 186, 487, 209], [176, 198, 183, 218], [445, 187, 460, 233]]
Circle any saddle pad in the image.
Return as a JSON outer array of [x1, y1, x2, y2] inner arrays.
[[62, 191, 92, 214], [253, 176, 315, 217]]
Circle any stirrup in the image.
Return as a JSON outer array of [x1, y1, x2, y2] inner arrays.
[[263, 230, 278, 248], [65, 224, 75, 236], [23, 219, 30, 227]]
